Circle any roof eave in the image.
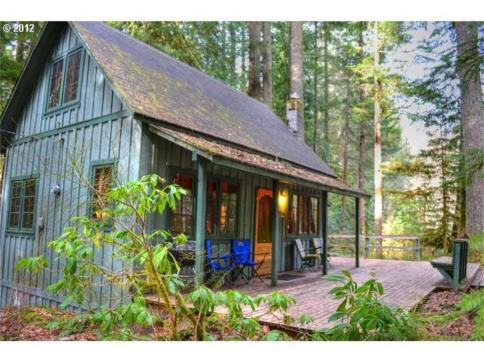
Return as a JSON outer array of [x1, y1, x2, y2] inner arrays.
[[213, 156, 369, 198], [146, 120, 369, 198]]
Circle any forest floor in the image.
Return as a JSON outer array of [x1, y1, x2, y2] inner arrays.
[[0, 304, 271, 341], [414, 288, 480, 340], [0, 287, 481, 340]]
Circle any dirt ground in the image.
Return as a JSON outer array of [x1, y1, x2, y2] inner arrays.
[[416, 289, 476, 340], [0, 307, 98, 340], [0, 288, 480, 341]]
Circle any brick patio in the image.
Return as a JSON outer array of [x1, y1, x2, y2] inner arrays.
[[233, 257, 481, 331]]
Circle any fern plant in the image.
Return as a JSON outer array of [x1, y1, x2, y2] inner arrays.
[[458, 288, 484, 340]]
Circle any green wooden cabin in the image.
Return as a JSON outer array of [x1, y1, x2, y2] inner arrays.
[[0, 22, 366, 308]]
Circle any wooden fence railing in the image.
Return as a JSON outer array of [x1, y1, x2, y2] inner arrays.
[[328, 235, 422, 261]]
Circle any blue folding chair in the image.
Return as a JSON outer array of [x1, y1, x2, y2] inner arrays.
[[231, 239, 266, 283], [205, 239, 235, 284]]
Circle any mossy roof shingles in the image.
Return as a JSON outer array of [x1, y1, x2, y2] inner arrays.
[[71, 21, 336, 177], [151, 125, 367, 196]]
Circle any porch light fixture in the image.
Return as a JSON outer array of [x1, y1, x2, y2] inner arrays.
[[278, 188, 288, 216]]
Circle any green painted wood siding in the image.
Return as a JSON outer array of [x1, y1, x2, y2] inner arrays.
[[14, 25, 125, 143], [0, 24, 140, 308]]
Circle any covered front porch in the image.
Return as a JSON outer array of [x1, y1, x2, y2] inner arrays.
[[144, 123, 367, 287]]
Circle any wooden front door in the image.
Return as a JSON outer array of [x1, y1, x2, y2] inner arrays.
[[254, 188, 273, 275]]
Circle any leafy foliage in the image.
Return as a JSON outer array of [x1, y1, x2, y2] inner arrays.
[[16, 174, 296, 340], [458, 289, 484, 340], [316, 270, 417, 340]]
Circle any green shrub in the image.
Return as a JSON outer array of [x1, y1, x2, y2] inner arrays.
[[458, 289, 484, 340], [16, 174, 296, 341], [315, 270, 418, 341]]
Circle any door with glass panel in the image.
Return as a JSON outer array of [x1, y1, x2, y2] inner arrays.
[[254, 188, 273, 275]]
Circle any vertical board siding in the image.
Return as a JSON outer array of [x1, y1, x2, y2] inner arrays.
[[11, 25, 124, 142], [0, 115, 140, 307], [0, 23, 141, 308]]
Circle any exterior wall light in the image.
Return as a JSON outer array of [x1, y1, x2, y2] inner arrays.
[[278, 188, 288, 216], [50, 183, 61, 196]]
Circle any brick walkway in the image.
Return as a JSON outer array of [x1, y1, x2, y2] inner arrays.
[[233, 257, 481, 331]]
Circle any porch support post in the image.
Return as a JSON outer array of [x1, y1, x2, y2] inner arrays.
[[355, 197, 360, 268], [271, 179, 280, 287], [194, 156, 207, 285], [321, 191, 328, 275]]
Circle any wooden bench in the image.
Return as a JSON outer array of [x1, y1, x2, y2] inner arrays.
[[430, 240, 468, 289]]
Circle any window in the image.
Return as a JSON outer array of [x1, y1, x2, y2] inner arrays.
[[48, 58, 64, 109], [205, 180, 239, 236], [287, 193, 319, 236], [63, 50, 82, 103], [219, 182, 238, 234], [205, 180, 217, 235], [8, 178, 37, 232], [91, 165, 113, 220], [310, 197, 319, 234], [288, 194, 298, 234], [168, 173, 240, 237], [46, 49, 83, 111], [298, 195, 309, 234], [170, 175, 194, 237]]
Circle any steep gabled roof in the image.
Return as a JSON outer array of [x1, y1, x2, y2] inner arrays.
[[1, 22, 368, 196], [70, 22, 336, 177]]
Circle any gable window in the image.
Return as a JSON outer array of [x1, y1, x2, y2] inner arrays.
[[8, 178, 37, 233], [170, 174, 194, 237], [91, 164, 113, 220], [205, 180, 239, 236], [48, 59, 64, 109], [287, 193, 319, 236], [46, 48, 83, 111], [63, 50, 82, 103]]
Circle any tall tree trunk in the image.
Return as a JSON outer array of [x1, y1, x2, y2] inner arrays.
[[248, 22, 261, 99], [341, 72, 351, 223], [240, 26, 248, 90], [322, 22, 330, 161], [289, 21, 305, 142], [228, 23, 237, 88], [373, 21, 384, 257], [262, 22, 273, 108], [220, 22, 228, 81], [454, 22, 484, 237], [357, 22, 367, 237], [438, 128, 450, 252], [312, 22, 319, 152]]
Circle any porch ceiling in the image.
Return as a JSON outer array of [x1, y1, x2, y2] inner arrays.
[[149, 124, 369, 198]]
